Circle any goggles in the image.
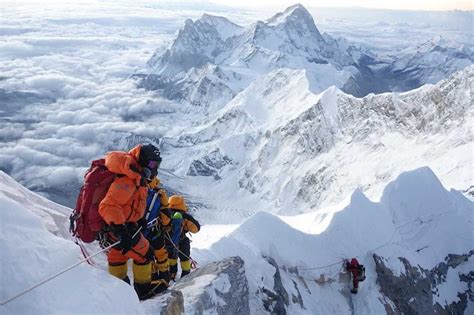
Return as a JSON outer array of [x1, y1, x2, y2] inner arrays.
[[147, 159, 161, 169]]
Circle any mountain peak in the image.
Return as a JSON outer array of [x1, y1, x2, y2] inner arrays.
[[267, 4, 312, 25], [198, 13, 244, 40], [266, 4, 323, 40], [200, 13, 231, 25]]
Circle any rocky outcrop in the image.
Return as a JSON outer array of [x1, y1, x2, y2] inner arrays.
[[187, 149, 233, 180], [154, 290, 185, 315], [374, 252, 473, 315], [374, 254, 433, 314], [432, 252, 474, 314], [261, 257, 290, 315], [161, 256, 250, 315]]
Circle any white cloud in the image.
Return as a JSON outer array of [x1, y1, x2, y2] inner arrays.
[[0, 41, 36, 58], [0, 123, 25, 141], [25, 74, 84, 94], [44, 166, 84, 187]]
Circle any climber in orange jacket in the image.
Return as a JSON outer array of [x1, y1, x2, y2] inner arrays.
[[165, 195, 200, 281], [98, 143, 162, 300]]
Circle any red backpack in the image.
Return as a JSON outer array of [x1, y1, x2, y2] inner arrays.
[[69, 159, 116, 243]]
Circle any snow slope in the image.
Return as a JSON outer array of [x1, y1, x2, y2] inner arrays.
[[192, 167, 473, 314], [0, 171, 142, 314]]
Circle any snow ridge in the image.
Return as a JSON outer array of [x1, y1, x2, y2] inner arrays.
[[192, 167, 473, 314]]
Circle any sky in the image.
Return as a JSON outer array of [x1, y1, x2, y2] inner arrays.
[[212, 0, 472, 10], [5, 0, 473, 11]]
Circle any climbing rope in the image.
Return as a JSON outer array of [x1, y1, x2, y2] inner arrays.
[[75, 237, 97, 266], [0, 227, 143, 306], [0, 239, 120, 306], [164, 232, 199, 269], [275, 212, 444, 282]]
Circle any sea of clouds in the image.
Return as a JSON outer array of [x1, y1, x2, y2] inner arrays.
[[1, 0, 472, 206]]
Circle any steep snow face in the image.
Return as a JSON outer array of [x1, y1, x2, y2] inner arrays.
[[0, 173, 142, 314], [251, 66, 472, 210], [0, 171, 70, 236], [192, 167, 474, 314]]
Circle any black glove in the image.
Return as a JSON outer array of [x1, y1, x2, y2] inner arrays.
[[137, 217, 148, 231], [160, 208, 171, 220], [130, 164, 153, 186], [111, 224, 133, 254], [139, 168, 152, 186], [142, 167, 152, 181]]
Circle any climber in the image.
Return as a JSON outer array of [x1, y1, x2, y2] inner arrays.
[[345, 258, 365, 294], [165, 195, 200, 281], [98, 143, 163, 300], [141, 177, 172, 290]]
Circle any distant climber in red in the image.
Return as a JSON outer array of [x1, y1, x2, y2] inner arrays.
[[346, 258, 365, 294]]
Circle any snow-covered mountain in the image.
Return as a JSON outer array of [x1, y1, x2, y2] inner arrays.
[[141, 4, 472, 106], [158, 65, 472, 222], [379, 35, 474, 91], [141, 4, 376, 107], [1, 167, 472, 314]]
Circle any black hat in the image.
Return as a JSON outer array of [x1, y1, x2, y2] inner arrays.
[[138, 144, 162, 169]]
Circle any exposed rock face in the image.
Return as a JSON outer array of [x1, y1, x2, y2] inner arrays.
[[432, 252, 474, 315], [374, 252, 474, 315], [187, 149, 233, 179], [154, 290, 185, 315], [262, 257, 290, 315], [374, 254, 434, 314], [166, 256, 250, 315]]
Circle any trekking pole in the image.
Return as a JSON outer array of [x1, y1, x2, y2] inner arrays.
[[0, 227, 143, 306]]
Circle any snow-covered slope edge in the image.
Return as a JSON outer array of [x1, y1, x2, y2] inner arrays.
[[0, 172, 142, 314], [0, 171, 70, 237], [189, 167, 473, 314]]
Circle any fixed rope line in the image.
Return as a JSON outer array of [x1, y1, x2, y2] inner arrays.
[[164, 232, 198, 268], [0, 227, 143, 306], [75, 237, 97, 266], [276, 212, 441, 280], [0, 240, 120, 306], [295, 259, 347, 271]]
